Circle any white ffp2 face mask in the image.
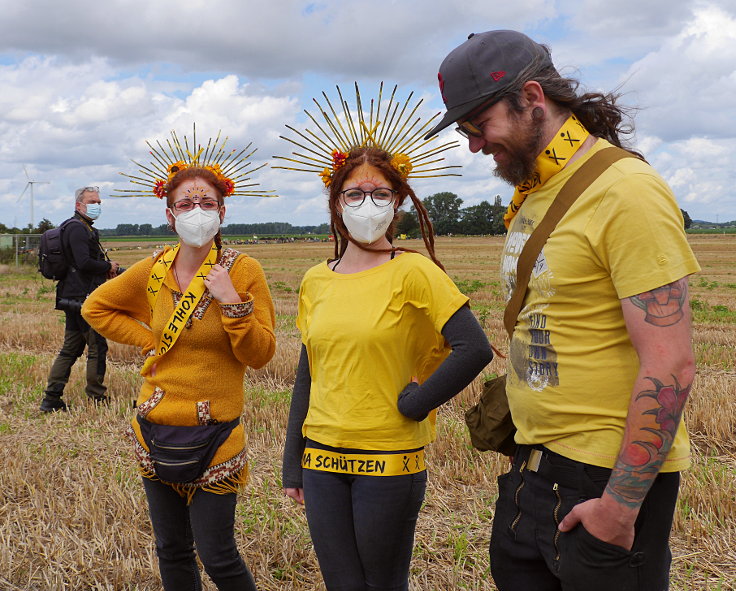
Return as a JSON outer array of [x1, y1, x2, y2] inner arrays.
[[172, 207, 221, 248], [341, 200, 395, 244]]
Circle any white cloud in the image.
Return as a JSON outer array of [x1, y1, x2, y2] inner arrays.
[[622, 3, 736, 141], [649, 137, 735, 220], [1, 0, 734, 229]]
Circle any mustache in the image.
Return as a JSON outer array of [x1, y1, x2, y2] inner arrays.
[[482, 143, 502, 156]]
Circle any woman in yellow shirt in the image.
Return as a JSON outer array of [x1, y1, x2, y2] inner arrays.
[[83, 157, 275, 590], [281, 146, 493, 590]]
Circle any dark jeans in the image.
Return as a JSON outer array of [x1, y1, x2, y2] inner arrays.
[[44, 309, 108, 400], [302, 442, 427, 591], [142, 478, 256, 591], [490, 445, 680, 591]]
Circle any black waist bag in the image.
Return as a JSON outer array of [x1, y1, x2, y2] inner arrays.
[[137, 415, 240, 484]]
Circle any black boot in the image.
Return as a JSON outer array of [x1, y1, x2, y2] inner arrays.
[[40, 396, 68, 413]]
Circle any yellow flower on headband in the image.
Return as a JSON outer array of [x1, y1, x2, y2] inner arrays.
[[391, 153, 413, 177], [320, 168, 333, 187], [205, 163, 224, 178], [167, 161, 187, 181]]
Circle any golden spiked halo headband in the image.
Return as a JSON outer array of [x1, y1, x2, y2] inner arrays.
[[112, 123, 277, 199], [273, 82, 462, 186]]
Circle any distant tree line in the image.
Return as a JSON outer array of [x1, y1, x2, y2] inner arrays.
[[396, 192, 507, 237], [94, 222, 332, 237], [0, 219, 56, 234], [1, 203, 713, 237]]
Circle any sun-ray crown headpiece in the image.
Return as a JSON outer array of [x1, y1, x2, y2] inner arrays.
[[273, 82, 462, 186], [113, 124, 277, 199]]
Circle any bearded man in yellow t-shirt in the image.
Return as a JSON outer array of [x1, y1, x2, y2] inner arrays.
[[426, 30, 700, 591]]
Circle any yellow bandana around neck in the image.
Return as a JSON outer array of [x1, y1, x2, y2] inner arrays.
[[141, 243, 218, 376], [503, 114, 589, 229]]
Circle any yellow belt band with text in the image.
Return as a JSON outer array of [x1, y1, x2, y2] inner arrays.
[[301, 448, 426, 476]]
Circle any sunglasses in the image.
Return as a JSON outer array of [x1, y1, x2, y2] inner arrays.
[[454, 96, 502, 139]]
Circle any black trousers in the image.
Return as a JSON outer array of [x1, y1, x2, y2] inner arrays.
[[142, 478, 256, 591], [44, 309, 108, 400], [490, 445, 680, 591]]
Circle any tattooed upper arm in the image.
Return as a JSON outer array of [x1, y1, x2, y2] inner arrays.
[[627, 278, 689, 327]]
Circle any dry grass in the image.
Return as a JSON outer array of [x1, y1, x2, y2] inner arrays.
[[0, 235, 734, 590]]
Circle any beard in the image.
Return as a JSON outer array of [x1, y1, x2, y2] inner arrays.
[[491, 110, 544, 187]]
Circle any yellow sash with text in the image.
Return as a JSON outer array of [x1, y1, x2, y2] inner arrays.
[[141, 243, 218, 376], [301, 448, 426, 476]]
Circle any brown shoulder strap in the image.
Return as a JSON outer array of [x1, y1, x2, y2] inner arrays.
[[503, 146, 635, 337]]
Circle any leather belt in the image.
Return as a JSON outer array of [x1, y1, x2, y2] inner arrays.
[[517, 445, 612, 490]]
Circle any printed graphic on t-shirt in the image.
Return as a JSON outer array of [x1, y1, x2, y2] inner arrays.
[[501, 219, 559, 392]]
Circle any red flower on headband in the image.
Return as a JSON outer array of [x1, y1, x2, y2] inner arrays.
[[332, 150, 348, 170], [222, 178, 235, 196], [153, 179, 167, 199]]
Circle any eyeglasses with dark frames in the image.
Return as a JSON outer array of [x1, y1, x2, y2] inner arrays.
[[339, 188, 397, 208]]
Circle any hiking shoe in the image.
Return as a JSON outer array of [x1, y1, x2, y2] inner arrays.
[[40, 397, 68, 413]]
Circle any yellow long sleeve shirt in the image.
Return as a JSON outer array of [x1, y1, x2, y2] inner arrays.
[[82, 247, 276, 490]]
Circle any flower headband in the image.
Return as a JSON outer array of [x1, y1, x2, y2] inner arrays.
[[113, 124, 277, 199], [273, 83, 462, 187]]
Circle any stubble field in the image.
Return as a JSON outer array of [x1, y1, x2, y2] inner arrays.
[[0, 235, 734, 590]]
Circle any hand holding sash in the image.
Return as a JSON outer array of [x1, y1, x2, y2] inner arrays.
[[204, 263, 241, 304]]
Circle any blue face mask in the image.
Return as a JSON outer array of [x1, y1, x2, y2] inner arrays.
[[85, 203, 101, 220]]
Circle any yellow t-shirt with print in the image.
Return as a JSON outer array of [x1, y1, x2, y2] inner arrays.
[[297, 252, 469, 451], [501, 139, 700, 471]]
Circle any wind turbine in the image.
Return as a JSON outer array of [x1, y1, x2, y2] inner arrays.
[[17, 166, 49, 230]]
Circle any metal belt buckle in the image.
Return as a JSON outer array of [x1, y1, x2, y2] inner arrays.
[[527, 448, 543, 472]]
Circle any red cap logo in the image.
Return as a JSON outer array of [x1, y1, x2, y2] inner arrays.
[[490, 71, 506, 82], [438, 72, 447, 103]]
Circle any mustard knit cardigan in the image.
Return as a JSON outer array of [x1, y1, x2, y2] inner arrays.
[[82, 247, 276, 496]]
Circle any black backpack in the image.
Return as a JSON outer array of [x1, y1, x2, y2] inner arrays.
[[38, 219, 78, 280]]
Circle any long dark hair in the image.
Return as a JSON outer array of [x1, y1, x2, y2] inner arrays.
[[165, 167, 226, 249], [328, 147, 444, 270], [503, 52, 643, 159]]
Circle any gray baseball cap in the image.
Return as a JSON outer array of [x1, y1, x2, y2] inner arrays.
[[425, 30, 554, 139]]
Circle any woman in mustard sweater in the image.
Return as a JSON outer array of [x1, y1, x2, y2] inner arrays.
[[83, 163, 275, 591]]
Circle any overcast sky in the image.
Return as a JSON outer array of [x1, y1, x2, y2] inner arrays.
[[1, 0, 734, 230]]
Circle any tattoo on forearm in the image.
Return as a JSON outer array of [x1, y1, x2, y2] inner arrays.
[[605, 375, 691, 508], [629, 278, 688, 327]]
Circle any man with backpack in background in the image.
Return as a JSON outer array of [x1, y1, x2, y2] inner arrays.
[[39, 186, 120, 413]]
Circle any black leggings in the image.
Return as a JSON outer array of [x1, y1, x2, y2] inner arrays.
[[302, 448, 427, 591], [142, 478, 256, 591]]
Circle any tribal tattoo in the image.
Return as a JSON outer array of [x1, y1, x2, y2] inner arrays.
[[629, 278, 688, 327], [605, 375, 692, 508]]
